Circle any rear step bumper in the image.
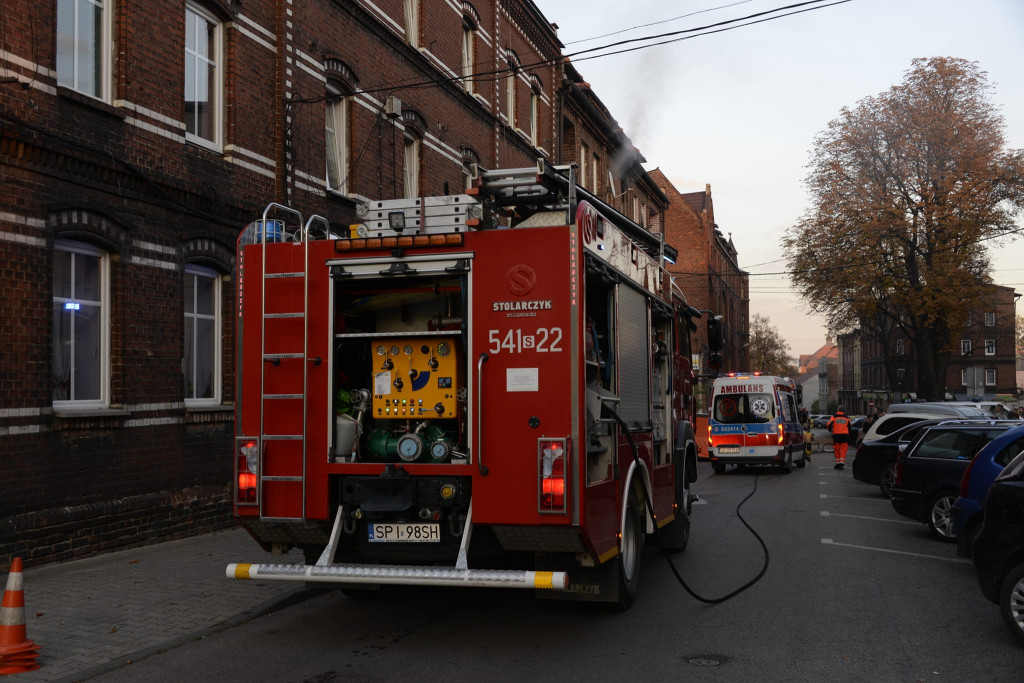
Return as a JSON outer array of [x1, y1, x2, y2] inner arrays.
[[227, 501, 567, 591], [227, 561, 567, 590]]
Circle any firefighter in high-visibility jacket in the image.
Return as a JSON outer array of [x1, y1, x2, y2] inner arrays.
[[827, 409, 851, 470]]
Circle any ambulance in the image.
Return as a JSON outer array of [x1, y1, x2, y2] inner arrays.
[[707, 373, 806, 474]]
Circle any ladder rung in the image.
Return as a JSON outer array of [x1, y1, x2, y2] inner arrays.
[[264, 394, 304, 399], [265, 312, 304, 319], [263, 476, 304, 482], [262, 434, 304, 441], [264, 353, 303, 359], [266, 272, 304, 279]]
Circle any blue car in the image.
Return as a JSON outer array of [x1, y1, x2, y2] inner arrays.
[[952, 423, 1024, 557]]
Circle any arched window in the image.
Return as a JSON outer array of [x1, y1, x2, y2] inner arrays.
[[402, 108, 426, 199], [461, 4, 479, 94], [184, 2, 223, 148], [505, 49, 520, 128], [183, 264, 222, 404], [53, 239, 110, 407], [325, 60, 358, 195]]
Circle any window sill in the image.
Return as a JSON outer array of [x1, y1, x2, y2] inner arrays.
[[53, 407, 130, 431], [185, 403, 234, 424], [57, 86, 127, 120]]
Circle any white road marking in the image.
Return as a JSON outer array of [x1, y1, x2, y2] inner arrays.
[[820, 493, 890, 502], [820, 511, 917, 525], [821, 538, 969, 563]]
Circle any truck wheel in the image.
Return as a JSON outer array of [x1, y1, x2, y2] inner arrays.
[[617, 490, 643, 610], [661, 460, 690, 554]]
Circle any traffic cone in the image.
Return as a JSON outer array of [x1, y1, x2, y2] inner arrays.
[[0, 558, 40, 675]]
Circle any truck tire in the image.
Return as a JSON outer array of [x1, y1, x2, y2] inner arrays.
[[660, 457, 690, 553], [616, 490, 643, 610]]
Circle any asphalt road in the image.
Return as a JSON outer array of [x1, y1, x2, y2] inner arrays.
[[88, 460, 1022, 682]]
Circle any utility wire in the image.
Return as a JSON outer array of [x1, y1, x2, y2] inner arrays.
[[562, 0, 761, 45]]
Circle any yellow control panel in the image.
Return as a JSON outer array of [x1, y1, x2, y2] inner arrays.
[[371, 337, 461, 419]]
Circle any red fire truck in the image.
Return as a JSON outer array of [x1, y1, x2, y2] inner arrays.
[[227, 161, 701, 608]]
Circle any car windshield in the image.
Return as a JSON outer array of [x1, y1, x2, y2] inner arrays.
[[712, 393, 776, 424]]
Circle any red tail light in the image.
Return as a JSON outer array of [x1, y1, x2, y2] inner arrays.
[[236, 439, 259, 504], [539, 439, 568, 513], [708, 423, 713, 448], [778, 423, 785, 446], [894, 460, 904, 486], [960, 457, 976, 498]]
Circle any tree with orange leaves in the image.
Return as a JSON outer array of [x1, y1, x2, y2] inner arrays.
[[784, 57, 1024, 400]]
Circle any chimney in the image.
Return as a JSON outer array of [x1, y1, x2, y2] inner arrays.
[[705, 183, 711, 195]]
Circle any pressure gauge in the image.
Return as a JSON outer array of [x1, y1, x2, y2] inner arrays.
[[430, 441, 451, 461], [390, 345, 400, 357], [376, 345, 387, 356], [404, 345, 413, 355], [397, 434, 423, 462], [356, 224, 370, 237], [437, 342, 451, 357]]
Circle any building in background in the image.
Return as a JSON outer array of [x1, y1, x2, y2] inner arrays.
[[650, 172, 749, 379]]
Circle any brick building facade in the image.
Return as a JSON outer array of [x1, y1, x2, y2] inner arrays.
[[648, 171, 749, 375], [1, 0, 675, 565]]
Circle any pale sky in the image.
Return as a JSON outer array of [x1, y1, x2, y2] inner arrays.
[[535, 0, 1024, 360]]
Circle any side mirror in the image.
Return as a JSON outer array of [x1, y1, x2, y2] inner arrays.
[[707, 315, 724, 353]]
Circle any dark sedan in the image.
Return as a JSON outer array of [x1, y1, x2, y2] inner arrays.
[[853, 419, 947, 497], [890, 422, 1017, 541], [972, 449, 1024, 643]]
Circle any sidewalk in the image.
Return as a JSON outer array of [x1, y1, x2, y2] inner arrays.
[[4, 528, 306, 682]]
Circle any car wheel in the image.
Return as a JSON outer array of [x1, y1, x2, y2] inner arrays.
[[1000, 562, 1024, 644], [879, 462, 896, 499], [926, 491, 958, 542], [796, 452, 807, 469], [712, 462, 725, 474], [617, 489, 643, 610], [780, 451, 792, 474]]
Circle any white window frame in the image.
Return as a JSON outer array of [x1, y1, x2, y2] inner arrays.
[[961, 369, 968, 386], [404, 0, 419, 48], [530, 88, 539, 146], [985, 368, 997, 386], [506, 65, 517, 128], [961, 339, 972, 355], [579, 144, 588, 189], [462, 23, 475, 94], [462, 160, 478, 192], [403, 134, 420, 199], [184, 265, 222, 406], [184, 3, 223, 149], [53, 239, 110, 409], [985, 339, 996, 356], [56, 0, 113, 101], [985, 312, 995, 327], [325, 88, 350, 195]]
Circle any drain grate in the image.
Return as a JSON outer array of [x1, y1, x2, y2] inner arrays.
[[684, 653, 728, 667]]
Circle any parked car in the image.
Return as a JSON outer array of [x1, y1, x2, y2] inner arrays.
[[890, 421, 1020, 541], [951, 424, 1024, 557], [971, 449, 1024, 644], [885, 402, 993, 419], [862, 409, 989, 443], [853, 418, 949, 497]]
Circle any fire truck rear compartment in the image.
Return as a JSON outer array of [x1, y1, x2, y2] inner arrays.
[[332, 270, 468, 464]]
